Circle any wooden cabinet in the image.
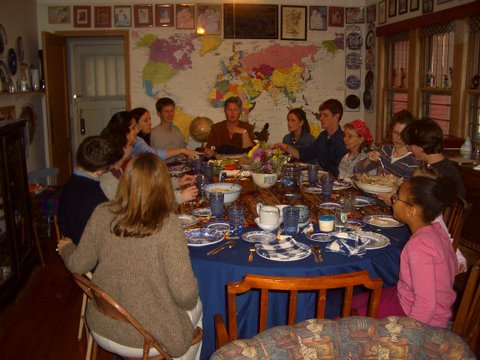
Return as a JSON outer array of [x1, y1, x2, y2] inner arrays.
[[0, 120, 37, 308]]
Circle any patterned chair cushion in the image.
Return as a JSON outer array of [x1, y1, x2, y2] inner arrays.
[[211, 316, 476, 360]]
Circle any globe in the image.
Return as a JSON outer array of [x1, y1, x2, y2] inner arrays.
[[189, 116, 213, 143]]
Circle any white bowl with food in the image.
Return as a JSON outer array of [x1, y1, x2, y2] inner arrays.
[[203, 183, 242, 204], [352, 174, 400, 194]]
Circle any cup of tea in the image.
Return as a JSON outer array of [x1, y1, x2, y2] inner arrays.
[[318, 215, 335, 232]]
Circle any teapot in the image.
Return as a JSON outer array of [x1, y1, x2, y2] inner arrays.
[[256, 203, 280, 225]]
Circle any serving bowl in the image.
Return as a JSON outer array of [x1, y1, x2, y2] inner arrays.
[[352, 178, 393, 194], [203, 183, 242, 204]]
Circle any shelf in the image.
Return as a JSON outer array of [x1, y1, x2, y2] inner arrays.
[[0, 91, 45, 98], [420, 87, 451, 93], [466, 89, 480, 94]]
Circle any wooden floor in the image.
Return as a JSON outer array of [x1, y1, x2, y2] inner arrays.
[[0, 227, 112, 360]]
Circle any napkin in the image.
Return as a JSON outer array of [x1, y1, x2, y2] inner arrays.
[[326, 232, 368, 256], [256, 238, 310, 261]]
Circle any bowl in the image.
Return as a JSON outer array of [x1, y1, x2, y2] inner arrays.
[[203, 183, 242, 204], [251, 173, 278, 188]]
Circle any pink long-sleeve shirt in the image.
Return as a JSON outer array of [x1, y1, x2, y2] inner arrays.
[[397, 222, 457, 328]]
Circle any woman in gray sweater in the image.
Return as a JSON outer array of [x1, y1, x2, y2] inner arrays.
[[58, 153, 202, 358]]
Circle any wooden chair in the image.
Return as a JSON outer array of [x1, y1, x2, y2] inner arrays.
[[443, 196, 472, 251], [452, 258, 480, 354], [214, 270, 383, 349], [73, 274, 202, 360]]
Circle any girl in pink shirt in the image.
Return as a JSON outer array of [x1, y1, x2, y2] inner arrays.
[[393, 176, 458, 328]]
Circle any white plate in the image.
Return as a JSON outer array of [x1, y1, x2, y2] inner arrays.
[[358, 231, 391, 250], [242, 231, 276, 243], [347, 219, 365, 230], [206, 221, 230, 233], [304, 186, 323, 194], [363, 215, 403, 228], [255, 239, 311, 262], [168, 165, 190, 176], [352, 179, 393, 194], [254, 217, 280, 232], [185, 228, 224, 247], [307, 232, 333, 242], [178, 214, 198, 227], [318, 202, 342, 210], [191, 207, 212, 217], [355, 196, 375, 207]]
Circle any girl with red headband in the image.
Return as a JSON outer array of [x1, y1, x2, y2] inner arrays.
[[338, 119, 374, 181]]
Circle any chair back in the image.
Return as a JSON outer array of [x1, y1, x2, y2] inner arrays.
[[73, 274, 177, 360], [452, 258, 480, 354], [28, 167, 59, 186], [443, 196, 472, 251], [214, 271, 382, 348]]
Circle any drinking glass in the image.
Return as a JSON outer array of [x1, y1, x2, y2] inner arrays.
[[228, 204, 245, 236], [343, 192, 356, 214], [307, 164, 319, 186], [209, 192, 224, 218], [321, 173, 334, 201], [283, 206, 299, 235], [196, 174, 208, 199], [203, 162, 214, 184], [334, 207, 348, 231], [281, 166, 296, 193]]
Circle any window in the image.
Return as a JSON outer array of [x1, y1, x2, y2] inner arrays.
[[385, 32, 409, 130], [467, 16, 480, 140], [421, 22, 455, 134]]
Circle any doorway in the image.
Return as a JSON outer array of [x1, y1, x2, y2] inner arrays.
[[42, 31, 130, 184], [68, 37, 126, 158]]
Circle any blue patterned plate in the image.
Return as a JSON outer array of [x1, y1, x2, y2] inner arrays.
[[206, 221, 230, 233], [255, 238, 311, 262], [191, 207, 212, 217], [185, 228, 224, 247], [307, 232, 333, 242], [242, 231, 276, 243]]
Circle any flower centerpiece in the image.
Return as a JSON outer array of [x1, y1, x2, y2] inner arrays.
[[246, 142, 290, 188]]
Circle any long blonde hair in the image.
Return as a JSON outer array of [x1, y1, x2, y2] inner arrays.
[[109, 153, 177, 237]]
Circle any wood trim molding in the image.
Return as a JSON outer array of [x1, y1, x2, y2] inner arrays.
[[376, 2, 480, 37]]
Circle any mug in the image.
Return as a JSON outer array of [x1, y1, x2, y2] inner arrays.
[[294, 205, 309, 224], [256, 203, 280, 225], [318, 215, 335, 232], [283, 206, 300, 235]]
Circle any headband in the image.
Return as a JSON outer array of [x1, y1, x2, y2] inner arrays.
[[350, 120, 373, 146]]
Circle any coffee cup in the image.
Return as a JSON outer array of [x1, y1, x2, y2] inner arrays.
[[256, 203, 280, 225], [318, 215, 335, 232]]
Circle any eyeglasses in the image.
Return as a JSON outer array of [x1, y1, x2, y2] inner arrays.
[[342, 134, 360, 140], [391, 193, 414, 207]]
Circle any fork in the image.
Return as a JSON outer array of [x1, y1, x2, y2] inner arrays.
[[370, 143, 386, 176], [248, 244, 255, 263]]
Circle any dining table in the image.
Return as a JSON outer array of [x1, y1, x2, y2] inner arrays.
[[180, 173, 410, 360]]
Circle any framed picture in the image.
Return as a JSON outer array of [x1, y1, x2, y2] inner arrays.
[[48, 6, 71, 24], [379, 1, 387, 24], [389, 0, 397, 17], [134, 4, 153, 27], [328, 6, 344, 28], [155, 4, 174, 27], [399, 0, 408, 14], [281, 6, 306, 41], [367, 4, 376, 23], [176, 4, 195, 30], [114, 6, 131, 27], [422, 0, 434, 14], [346, 7, 365, 24], [94, 7, 111, 28], [73, 6, 91, 28], [196, 4, 222, 35], [309, 6, 327, 31], [410, 0, 420, 11], [224, 4, 278, 39]]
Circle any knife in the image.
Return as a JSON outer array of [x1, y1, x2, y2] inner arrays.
[[207, 240, 233, 255]]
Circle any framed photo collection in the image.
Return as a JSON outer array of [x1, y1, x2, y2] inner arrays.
[[73, 6, 91, 28], [196, 4, 222, 35], [134, 4, 154, 27], [281, 6, 307, 41], [156, 4, 174, 27], [114, 6, 131, 27], [94, 6, 111, 28]]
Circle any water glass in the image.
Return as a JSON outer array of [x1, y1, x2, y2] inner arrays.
[[343, 192, 356, 214], [321, 174, 334, 201], [283, 206, 300, 235], [228, 204, 245, 236], [294, 204, 309, 224], [281, 167, 296, 192], [307, 164, 319, 186], [192, 158, 203, 175], [203, 162, 214, 184], [196, 174, 208, 199], [334, 207, 348, 231], [209, 192, 224, 218]]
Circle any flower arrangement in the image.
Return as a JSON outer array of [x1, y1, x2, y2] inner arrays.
[[246, 142, 290, 174]]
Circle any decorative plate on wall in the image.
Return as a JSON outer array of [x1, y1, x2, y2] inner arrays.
[[363, 90, 373, 110], [365, 30, 375, 50], [0, 60, 10, 91], [7, 48, 17, 75], [365, 70, 374, 89], [346, 32, 363, 50], [346, 75, 361, 90], [346, 94, 360, 109], [346, 52, 362, 70], [0, 25, 7, 56]]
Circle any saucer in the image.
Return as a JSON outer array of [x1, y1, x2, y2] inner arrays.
[[254, 217, 280, 232]]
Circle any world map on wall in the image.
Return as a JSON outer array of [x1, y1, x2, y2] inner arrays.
[[132, 32, 345, 143]]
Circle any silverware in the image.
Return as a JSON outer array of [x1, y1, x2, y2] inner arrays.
[[207, 240, 233, 255], [311, 246, 322, 263], [248, 244, 255, 262]]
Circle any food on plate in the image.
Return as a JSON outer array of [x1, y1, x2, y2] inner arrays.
[[369, 216, 399, 226], [355, 173, 401, 186]]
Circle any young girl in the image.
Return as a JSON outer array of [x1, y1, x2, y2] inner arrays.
[[281, 108, 315, 151], [337, 119, 373, 181]]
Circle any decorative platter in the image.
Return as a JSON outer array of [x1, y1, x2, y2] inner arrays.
[[346, 32, 363, 50], [185, 228, 224, 247], [346, 94, 360, 109], [346, 52, 362, 70], [365, 30, 375, 50], [346, 75, 361, 90], [363, 90, 373, 110]]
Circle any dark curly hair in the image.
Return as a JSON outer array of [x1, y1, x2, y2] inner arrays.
[[401, 118, 444, 154]]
